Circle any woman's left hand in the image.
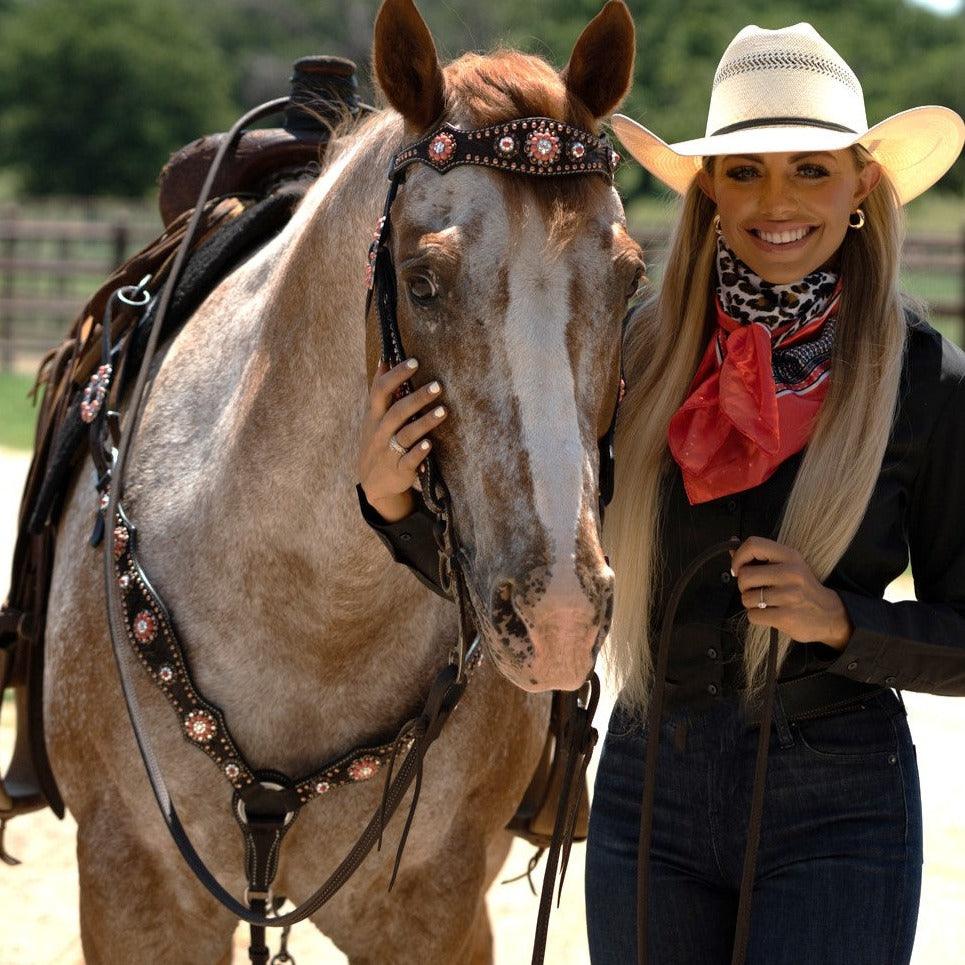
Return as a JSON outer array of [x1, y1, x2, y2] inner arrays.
[[730, 536, 853, 650]]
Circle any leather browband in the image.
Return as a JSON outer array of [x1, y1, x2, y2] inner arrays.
[[389, 118, 620, 180]]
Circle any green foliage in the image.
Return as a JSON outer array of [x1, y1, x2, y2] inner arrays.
[[0, 0, 961, 198], [0, 0, 235, 196], [492, 0, 965, 195]]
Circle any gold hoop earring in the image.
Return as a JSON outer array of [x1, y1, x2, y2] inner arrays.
[[713, 213, 722, 236], [849, 208, 865, 230]]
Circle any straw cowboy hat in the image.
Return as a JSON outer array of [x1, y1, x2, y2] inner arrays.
[[610, 22, 964, 204]]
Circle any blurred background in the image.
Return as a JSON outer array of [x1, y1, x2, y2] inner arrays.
[[0, 0, 962, 409], [0, 1, 963, 962]]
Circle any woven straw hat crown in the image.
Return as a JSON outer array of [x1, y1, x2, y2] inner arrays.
[[611, 23, 964, 204]]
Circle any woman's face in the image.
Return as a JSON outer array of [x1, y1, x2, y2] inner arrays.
[[697, 149, 881, 283]]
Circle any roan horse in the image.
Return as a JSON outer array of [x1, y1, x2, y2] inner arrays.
[[42, 0, 641, 960]]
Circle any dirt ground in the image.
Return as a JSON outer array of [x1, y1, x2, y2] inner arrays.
[[1, 447, 963, 963]]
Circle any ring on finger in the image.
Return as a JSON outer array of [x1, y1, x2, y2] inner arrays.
[[757, 587, 767, 610], [388, 435, 407, 457]]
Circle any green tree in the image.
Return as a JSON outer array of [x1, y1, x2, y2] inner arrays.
[[0, 0, 235, 196]]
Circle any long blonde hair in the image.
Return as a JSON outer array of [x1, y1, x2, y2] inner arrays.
[[604, 150, 909, 718]]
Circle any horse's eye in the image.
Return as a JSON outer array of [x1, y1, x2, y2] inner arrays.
[[408, 274, 438, 304]]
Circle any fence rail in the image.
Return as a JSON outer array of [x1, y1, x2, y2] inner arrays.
[[0, 211, 962, 372]]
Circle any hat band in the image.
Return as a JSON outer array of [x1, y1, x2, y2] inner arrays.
[[711, 116, 858, 136]]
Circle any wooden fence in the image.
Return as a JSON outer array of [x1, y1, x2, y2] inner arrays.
[[0, 208, 160, 372], [0, 211, 963, 372]]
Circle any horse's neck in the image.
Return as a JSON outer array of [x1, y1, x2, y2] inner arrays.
[[165, 114, 425, 634], [210, 115, 398, 552]]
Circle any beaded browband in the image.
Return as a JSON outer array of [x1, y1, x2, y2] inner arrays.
[[388, 117, 620, 180]]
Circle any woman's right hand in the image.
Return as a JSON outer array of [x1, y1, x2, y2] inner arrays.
[[357, 358, 448, 523]]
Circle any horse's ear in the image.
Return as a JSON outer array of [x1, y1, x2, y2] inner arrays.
[[373, 0, 445, 130], [562, 0, 635, 120]]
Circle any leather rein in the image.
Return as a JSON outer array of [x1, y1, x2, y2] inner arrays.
[[90, 99, 618, 964]]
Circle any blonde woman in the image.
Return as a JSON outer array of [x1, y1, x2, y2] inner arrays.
[[356, 22, 965, 965]]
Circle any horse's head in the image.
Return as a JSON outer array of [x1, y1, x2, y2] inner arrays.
[[369, 0, 642, 692]]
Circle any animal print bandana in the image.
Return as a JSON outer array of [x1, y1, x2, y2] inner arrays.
[[715, 235, 839, 341], [667, 238, 842, 504]]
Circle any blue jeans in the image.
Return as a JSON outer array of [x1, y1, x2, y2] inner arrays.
[[585, 688, 923, 964]]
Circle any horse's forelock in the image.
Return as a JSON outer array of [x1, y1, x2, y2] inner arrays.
[[443, 50, 602, 250]]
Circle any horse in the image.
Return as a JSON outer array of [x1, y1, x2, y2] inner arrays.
[[42, 0, 640, 960]]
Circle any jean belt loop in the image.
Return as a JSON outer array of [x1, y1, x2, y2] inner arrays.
[[773, 686, 794, 748]]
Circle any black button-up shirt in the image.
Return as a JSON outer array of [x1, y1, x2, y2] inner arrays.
[[359, 313, 965, 706]]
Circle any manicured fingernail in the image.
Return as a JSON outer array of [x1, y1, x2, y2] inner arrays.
[[420, 440, 430, 450], [406, 358, 418, 369], [428, 381, 441, 394], [730, 567, 735, 577], [433, 406, 445, 417]]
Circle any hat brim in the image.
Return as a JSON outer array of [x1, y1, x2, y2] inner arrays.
[[611, 106, 964, 205]]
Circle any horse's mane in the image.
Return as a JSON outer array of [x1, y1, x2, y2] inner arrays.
[[320, 48, 605, 248]]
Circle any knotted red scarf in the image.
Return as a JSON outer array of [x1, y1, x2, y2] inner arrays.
[[668, 286, 840, 505]]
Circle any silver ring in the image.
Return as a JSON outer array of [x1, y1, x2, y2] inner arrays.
[[757, 587, 767, 610], [388, 435, 407, 457]]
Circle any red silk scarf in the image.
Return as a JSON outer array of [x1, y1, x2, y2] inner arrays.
[[668, 286, 841, 505]]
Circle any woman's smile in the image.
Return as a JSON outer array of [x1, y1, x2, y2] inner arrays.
[[745, 222, 820, 253]]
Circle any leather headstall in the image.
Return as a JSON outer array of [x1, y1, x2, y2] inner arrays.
[[364, 116, 621, 963]]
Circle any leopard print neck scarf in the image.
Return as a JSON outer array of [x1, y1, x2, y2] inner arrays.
[[666, 237, 843, 504], [715, 235, 839, 342]]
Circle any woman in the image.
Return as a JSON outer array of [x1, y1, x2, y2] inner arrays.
[[356, 23, 965, 965]]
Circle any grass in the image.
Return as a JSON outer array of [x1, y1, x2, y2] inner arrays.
[[0, 372, 41, 451]]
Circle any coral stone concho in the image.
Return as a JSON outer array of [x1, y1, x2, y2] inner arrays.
[[132, 609, 157, 645], [428, 131, 457, 166], [348, 756, 381, 782], [184, 709, 217, 743], [526, 129, 560, 165]]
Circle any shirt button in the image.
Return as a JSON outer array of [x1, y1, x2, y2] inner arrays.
[[707, 683, 719, 696], [720, 570, 732, 584], [885, 675, 896, 685], [400, 532, 412, 542], [707, 647, 718, 659], [726, 499, 738, 513], [847, 660, 858, 671]]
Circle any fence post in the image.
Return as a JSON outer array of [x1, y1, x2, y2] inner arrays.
[[0, 204, 17, 373], [112, 220, 129, 270]]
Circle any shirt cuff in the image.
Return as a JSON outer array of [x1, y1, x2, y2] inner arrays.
[[355, 484, 450, 599], [825, 589, 965, 694]]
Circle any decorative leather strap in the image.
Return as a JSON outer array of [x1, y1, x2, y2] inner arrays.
[[389, 118, 619, 180]]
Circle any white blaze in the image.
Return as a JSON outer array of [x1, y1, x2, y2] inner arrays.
[[503, 204, 583, 601]]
